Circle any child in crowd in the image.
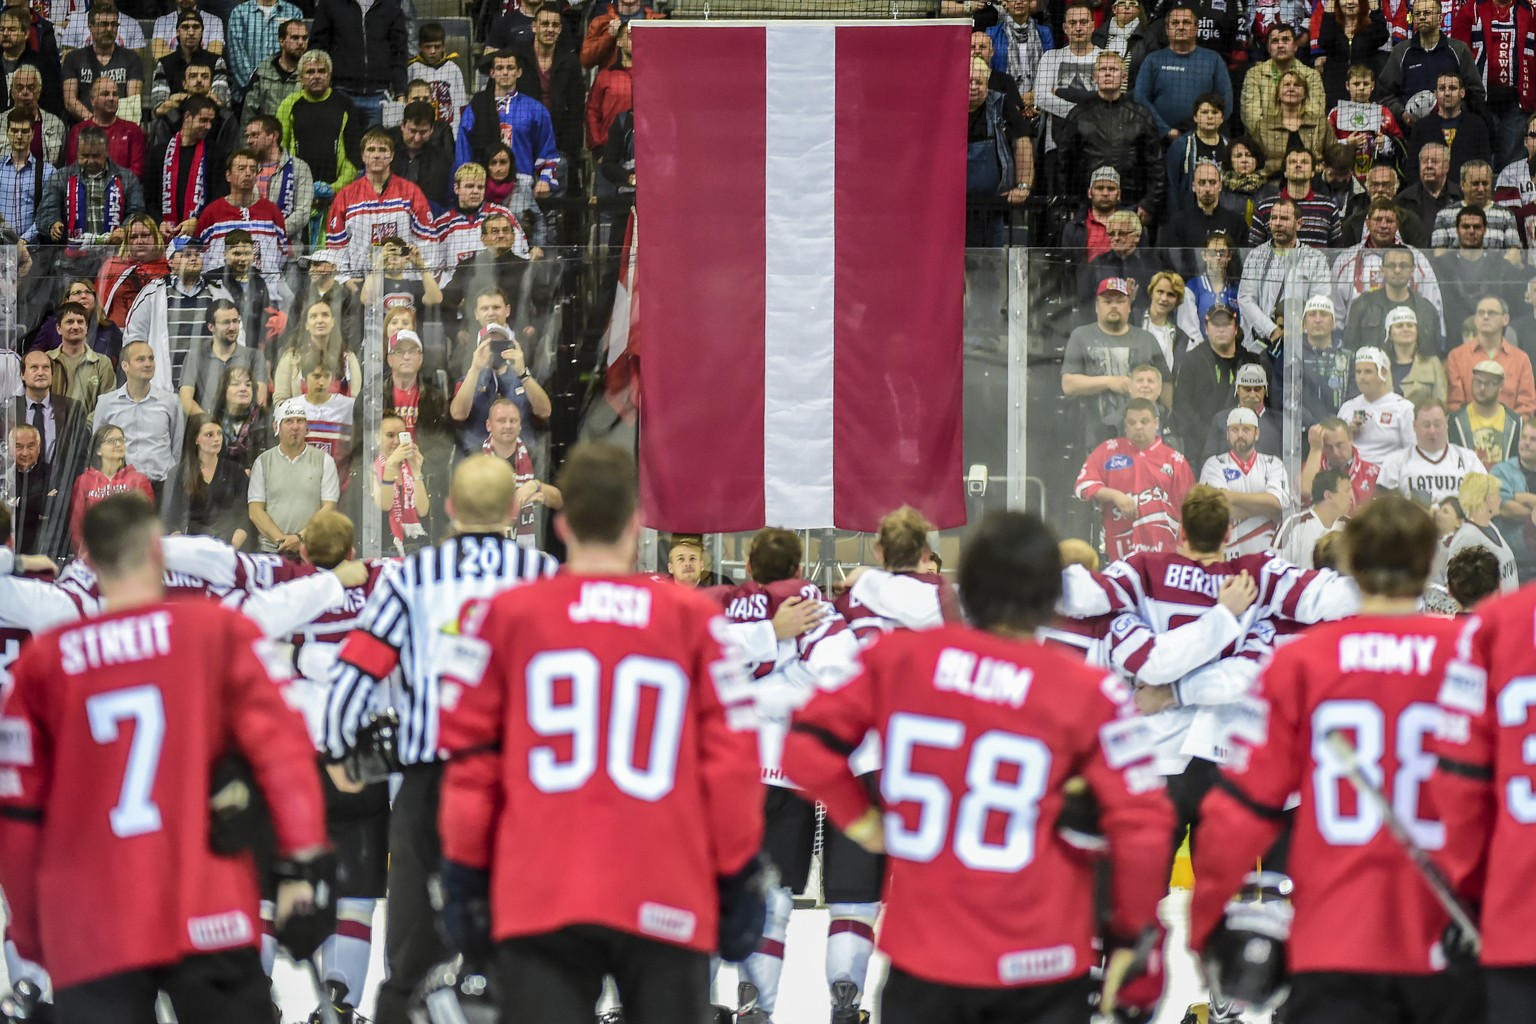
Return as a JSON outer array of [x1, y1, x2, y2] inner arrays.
[[1328, 63, 1403, 184], [406, 22, 467, 132]]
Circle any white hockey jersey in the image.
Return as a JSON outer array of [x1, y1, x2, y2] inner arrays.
[[1378, 443, 1482, 505], [1337, 391, 1416, 465], [1199, 450, 1291, 556]]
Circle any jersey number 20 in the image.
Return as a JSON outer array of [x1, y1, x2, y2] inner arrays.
[[526, 649, 687, 802]]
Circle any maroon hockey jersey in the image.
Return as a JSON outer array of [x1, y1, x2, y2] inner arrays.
[[783, 625, 1171, 989]]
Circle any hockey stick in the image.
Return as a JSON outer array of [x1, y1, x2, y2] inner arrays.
[[1322, 729, 1481, 952], [302, 958, 344, 1024]]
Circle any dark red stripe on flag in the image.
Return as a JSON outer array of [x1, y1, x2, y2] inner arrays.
[[633, 26, 768, 532], [832, 26, 969, 531]]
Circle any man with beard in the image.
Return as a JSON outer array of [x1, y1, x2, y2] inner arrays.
[[1062, 277, 1168, 445], [1236, 196, 1330, 355], [1198, 406, 1290, 556]]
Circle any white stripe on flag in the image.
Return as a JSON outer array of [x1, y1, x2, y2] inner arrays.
[[763, 23, 836, 528]]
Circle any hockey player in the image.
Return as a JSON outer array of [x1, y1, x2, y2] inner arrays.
[[1191, 496, 1484, 1024], [708, 527, 864, 1024], [277, 510, 394, 1024], [0, 494, 334, 1024], [783, 509, 1173, 1024], [1430, 573, 1536, 1020], [1198, 407, 1290, 557], [323, 455, 558, 1024], [435, 442, 767, 1023], [1074, 398, 1196, 560]]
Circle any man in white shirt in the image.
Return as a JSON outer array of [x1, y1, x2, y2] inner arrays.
[[1198, 406, 1291, 555], [1274, 467, 1351, 567], [1337, 346, 1417, 464], [1378, 396, 1483, 503]]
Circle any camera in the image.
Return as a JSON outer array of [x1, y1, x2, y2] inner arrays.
[[967, 464, 988, 497]]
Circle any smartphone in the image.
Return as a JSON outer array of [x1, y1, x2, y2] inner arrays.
[[399, 431, 412, 447]]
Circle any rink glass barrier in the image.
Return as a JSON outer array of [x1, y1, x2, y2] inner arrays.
[[4, 243, 1322, 571]]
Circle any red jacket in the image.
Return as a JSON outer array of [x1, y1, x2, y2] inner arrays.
[[70, 464, 155, 548]]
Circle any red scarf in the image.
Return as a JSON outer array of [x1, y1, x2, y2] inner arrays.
[[162, 131, 207, 224], [377, 453, 425, 555]]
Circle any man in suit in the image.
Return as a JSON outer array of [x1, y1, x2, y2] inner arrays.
[[14, 348, 89, 558]]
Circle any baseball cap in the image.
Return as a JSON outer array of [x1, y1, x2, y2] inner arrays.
[[1303, 294, 1334, 316], [1205, 301, 1237, 322], [166, 235, 202, 258], [177, 10, 204, 25], [1097, 277, 1131, 297], [479, 323, 513, 342], [1090, 166, 1120, 186], [1473, 358, 1506, 378], [1355, 345, 1391, 380], [1226, 407, 1259, 428], [275, 398, 308, 423], [1384, 306, 1418, 330], [1235, 363, 1269, 388], [389, 329, 422, 353], [304, 249, 339, 266]]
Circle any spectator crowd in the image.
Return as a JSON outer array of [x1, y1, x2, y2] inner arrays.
[[0, 0, 648, 560], [956, 0, 1536, 588]]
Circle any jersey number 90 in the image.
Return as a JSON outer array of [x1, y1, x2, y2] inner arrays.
[[526, 650, 688, 802]]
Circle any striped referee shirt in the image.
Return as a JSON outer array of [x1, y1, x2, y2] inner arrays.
[[322, 531, 558, 765]]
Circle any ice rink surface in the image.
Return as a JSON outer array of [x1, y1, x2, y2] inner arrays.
[[268, 889, 1241, 1024]]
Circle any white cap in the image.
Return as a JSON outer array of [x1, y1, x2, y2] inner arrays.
[[1384, 305, 1418, 331], [275, 398, 308, 423], [1235, 363, 1269, 389], [305, 249, 339, 265], [1226, 407, 1259, 429], [1355, 345, 1391, 382], [1304, 294, 1335, 316]]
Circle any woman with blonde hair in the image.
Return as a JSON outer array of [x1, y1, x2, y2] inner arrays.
[[96, 214, 168, 327], [1250, 70, 1346, 179], [1443, 473, 1518, 591], [1144, 270, 1194, 369], [272, 297, 362, 403]]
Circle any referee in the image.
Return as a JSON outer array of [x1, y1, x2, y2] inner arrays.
[[322, 455, 558, 1024]]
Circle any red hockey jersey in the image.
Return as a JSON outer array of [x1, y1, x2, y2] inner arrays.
[[437, 574, 763, 952], [1191, 614, 1463, 973], [1074, 437, 1194, 560], [0, 601, 327, 988], [1430, 585, 1536, 966], [783, 625, 1171, 989]]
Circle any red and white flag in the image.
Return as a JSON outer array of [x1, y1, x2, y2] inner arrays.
[[632, 21, 968, 533]]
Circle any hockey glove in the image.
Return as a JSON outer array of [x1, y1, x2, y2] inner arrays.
[[0, 979, 49, 1023], [436, 860, 496, 967], [1101, 925, 1166, 1022], [272, 851, 338, 962], [1056, 776, 1107, 857], [717, 852, 777, 963], [1441, 914, 1480, 968], [208, 753, 275, 855]]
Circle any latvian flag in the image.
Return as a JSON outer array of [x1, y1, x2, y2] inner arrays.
[[632, 21, 969, 533]]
